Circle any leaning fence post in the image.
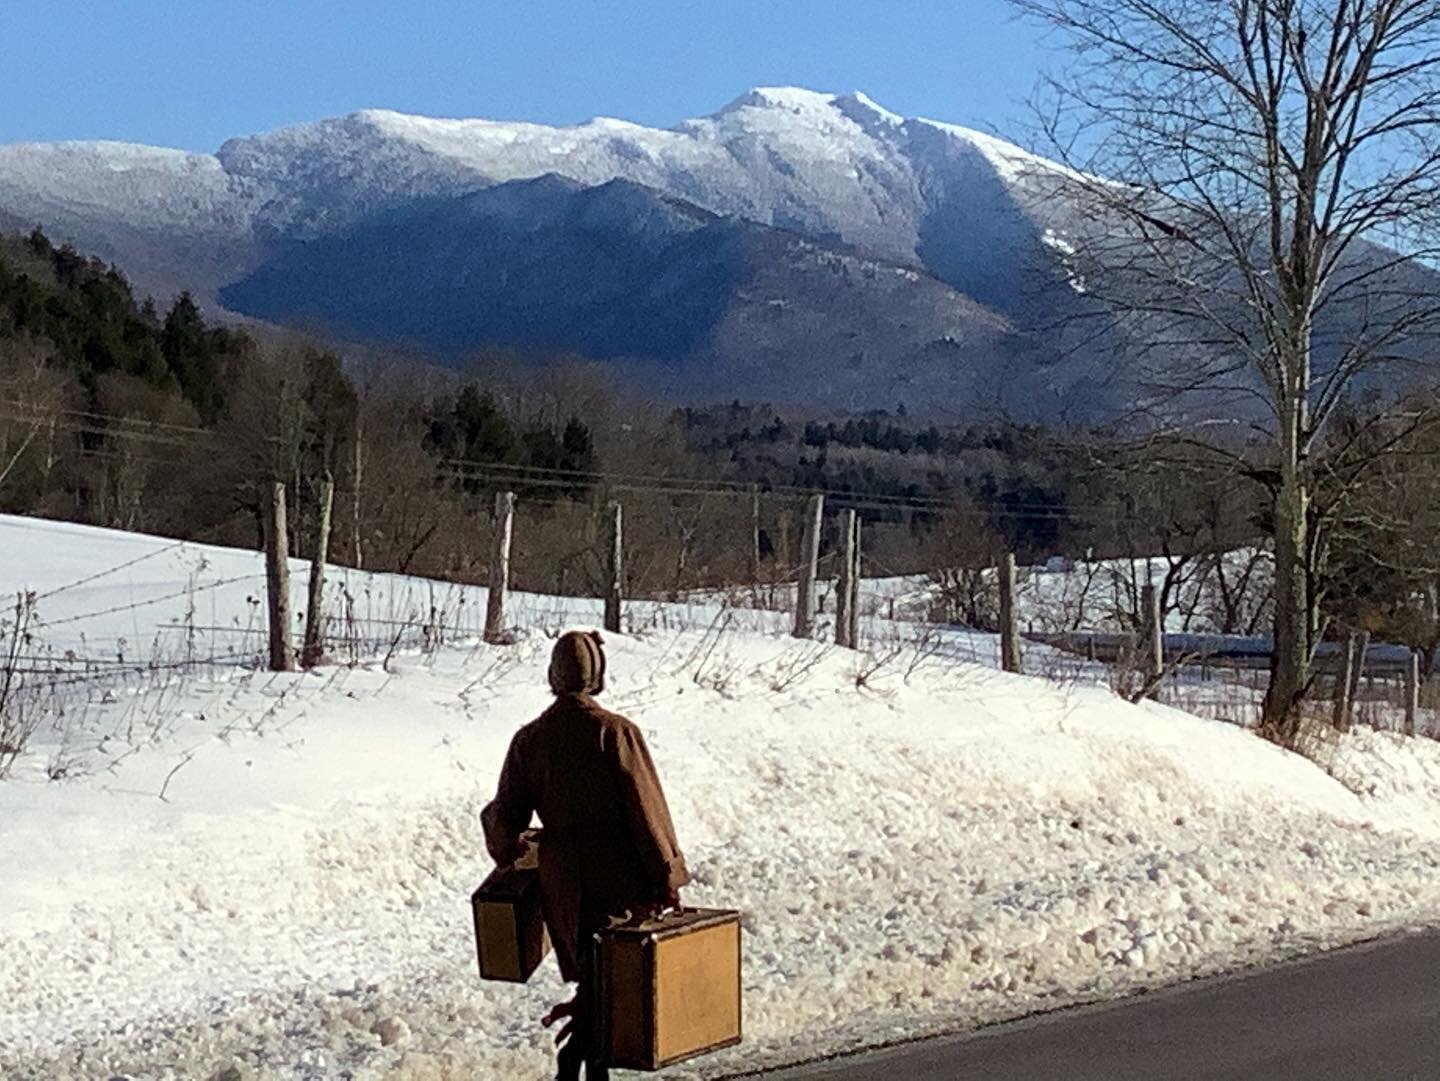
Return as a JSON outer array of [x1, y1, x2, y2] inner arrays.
[[1405, 650, 1420, 738], [1142, 583, 1163, 699], [485, 490, 515, 644], [604, 500, 624, 634], [999, 552, 1022, 673], [301, 472, 334, 668], [792, 494, 824, 639], [265, 481, 294, 672]]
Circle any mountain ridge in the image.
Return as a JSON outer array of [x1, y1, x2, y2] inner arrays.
[[0, 85, 1064, 288], [3, 87, 1429, 422]]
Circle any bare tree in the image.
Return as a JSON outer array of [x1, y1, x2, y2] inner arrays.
[[0, 338, 65, 500], [1012, 0, 1440, 743], [923, 502, 1007, 627], [1323, 393, 1440, 682]]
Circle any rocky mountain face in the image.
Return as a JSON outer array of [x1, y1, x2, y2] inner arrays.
[[1, 87, 1428, 421]]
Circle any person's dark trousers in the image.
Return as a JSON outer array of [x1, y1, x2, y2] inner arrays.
[[557, 931, 609, 1081]]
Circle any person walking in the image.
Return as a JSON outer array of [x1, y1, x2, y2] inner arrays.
[[482, 630, 690, 1081]]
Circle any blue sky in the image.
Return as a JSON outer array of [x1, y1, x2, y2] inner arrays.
[[0, 2, 1051, 150]]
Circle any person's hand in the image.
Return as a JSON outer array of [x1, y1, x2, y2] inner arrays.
[[663, 885, 681, 911], [541, 995, 575, 1027], [542, 994, 578, 1047], [552, 1017, 576, 1047]]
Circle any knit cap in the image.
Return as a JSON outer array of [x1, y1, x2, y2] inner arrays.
[[548, 630, 606, 695]]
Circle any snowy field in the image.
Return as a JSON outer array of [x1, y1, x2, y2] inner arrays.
[[3, 515, 1440, 1080], [696, 548, 1273, 641]]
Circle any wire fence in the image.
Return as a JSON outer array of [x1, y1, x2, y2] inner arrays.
[[3, 449, 1437, 749]]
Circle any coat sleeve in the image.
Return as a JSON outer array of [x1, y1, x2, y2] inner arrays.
[[612, 723, 690, 896], [481, 730, 534, 866]]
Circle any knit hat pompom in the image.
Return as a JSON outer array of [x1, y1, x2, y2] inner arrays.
[[548, 630, 606, 695]]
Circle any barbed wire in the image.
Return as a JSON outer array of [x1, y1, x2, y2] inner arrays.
[[35, 573, 265, 628]]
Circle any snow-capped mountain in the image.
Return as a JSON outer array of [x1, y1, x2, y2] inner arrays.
[[2, 88, 1068, 275], [210, 88, 1067, 276], [3, 86, 1400, 420]]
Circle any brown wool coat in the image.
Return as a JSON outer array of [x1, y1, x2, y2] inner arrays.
[[481, 693, 690, 980]]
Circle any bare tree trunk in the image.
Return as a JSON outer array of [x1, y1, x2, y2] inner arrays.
[[671, 518, 695, 602], [999, 552, 1022, 674], [792, 495, 824, 640], [485, 490, 515, 644], [603, 500, 623, 634], [301, 474, 334, 669], [265, 481, 294, 673], [290, 463, 302, 557], [1263, 389, 1312, 743]]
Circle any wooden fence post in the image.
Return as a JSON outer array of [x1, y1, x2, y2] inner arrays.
[[351, 424, 364, 570], [792, 494, 824, 639], [1333, 631, 1357, 731], [265, 481, 294, 672], [777, 509, 794, 576], [1352, 631, 1371, 728], [301, 472, 334, 668], [1405, 650, 1420, 738], [1333, 630, 1370, 732], [749, 484, 761, 587], [604, 500, 624, 634], [485, 490, 515, 644], [835, 509, 859, 648], [999, 552, 1022, 673], [846, 511, 861, 649], [1142, 583, 1163, 699]]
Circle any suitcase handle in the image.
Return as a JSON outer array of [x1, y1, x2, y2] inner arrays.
[[617, 903, 687, 928]]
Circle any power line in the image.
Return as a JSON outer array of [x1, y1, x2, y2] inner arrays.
[[4, 399, 1151, 521], [438, 459, 1114, 517]]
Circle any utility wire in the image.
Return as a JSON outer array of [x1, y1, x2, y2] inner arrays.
[[5, 400, 1149, 520]]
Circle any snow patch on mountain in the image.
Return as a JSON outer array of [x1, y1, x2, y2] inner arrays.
[[1042, 227, 1088, 293]]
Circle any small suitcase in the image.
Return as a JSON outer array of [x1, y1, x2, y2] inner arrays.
[[471, 841, 549, 983], [595, 907, 742, 1070]]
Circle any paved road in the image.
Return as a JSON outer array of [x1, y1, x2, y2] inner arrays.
[[764, 932, 1440, 1080]]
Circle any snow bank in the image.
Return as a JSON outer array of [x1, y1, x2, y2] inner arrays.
[[1, 515, 1439, 1080]]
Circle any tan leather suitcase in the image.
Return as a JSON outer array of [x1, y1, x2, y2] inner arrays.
[[595, 907, 742, 1070], [471, 843, 549, 983]]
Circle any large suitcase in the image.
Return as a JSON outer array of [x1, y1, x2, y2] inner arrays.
[[471, 841, 549, 983], [595, 907, 742, 1070]]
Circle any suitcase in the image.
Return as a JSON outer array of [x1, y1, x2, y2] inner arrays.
[[471, 840, 549, 983], [595, 907, 743, 1070]]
